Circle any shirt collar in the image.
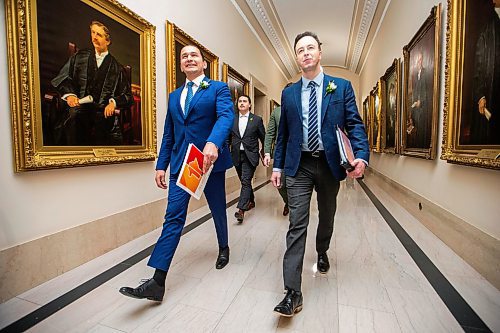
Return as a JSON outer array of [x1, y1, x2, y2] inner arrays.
[[185, 74, 206, 88], [302, 69, 324, 89], [239, 112, 250, 118], [95, 51, 109, 59]]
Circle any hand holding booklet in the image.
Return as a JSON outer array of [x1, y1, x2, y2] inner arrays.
[[176, 143, 213, 200], [335, 125, 355, 172]]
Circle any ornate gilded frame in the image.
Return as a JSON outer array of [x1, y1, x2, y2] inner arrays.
[[166, 21, 219, 94], [370, 82, 382, 153], [380, 58, 401, 154], [441, 0, 500, 169], [362, 96, 372, 149], [221, 63, 250, 105], [402, 4, 441, 159], [5, 0, 156, 172]]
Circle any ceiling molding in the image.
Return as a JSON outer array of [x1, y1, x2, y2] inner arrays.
[[349, 0, 379, 72], [356, 0, 390, 73], [245, 0, 298, 77], [231, 0, 294, 80]]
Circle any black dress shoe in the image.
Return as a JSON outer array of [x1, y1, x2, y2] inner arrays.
[[282, 204, 289, 216], [216, 246, 230, 269], [234, 209, 244, 223], [119, 278, 165, 301], [317, 252, 330, 274], [273, 289, 303, 317]]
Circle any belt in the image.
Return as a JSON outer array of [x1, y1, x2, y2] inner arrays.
[[301, 150, 325, 158]]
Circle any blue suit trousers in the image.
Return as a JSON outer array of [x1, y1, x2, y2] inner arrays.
[[148, 171, 228, 271]]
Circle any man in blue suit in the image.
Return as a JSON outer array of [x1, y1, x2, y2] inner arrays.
[[119, 45, 234, 302], [271, 32, 369, 316]]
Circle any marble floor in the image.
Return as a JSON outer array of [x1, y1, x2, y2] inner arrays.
[[1, 175, 499, 332]]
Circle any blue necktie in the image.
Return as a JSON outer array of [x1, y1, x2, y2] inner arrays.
[[308, 81, 320, 152], [184, 81, 194, 114]]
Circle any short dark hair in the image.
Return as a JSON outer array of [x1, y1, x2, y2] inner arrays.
[[181, 44, 204, 59], [238, 94, 251, 104], [294, 31, 322, 53]]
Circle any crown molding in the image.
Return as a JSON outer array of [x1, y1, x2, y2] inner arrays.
[[349, 0, 379, 72], [245, 0, 298, 77]]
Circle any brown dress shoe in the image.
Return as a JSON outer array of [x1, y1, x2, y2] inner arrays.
[[235, 209, 244, 223], [282, 204, 289, 216]]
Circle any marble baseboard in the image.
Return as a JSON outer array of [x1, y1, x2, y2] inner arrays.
[[365, 168, 500, 290], [0, 174, 245, 303]]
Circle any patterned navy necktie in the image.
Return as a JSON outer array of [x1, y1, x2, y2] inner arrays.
[[308, 81, 320, 152], [184, 81, 194, 114]]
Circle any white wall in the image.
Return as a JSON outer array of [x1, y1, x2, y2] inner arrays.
[[360, 0, 500, 239], [0, 0, 288, 250]]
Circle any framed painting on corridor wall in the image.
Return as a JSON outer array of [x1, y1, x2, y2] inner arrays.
[[166, 21, 219, 94], [441, 0, 500, 169], [402, 4, 441, 159], [370, 82, 381, 153], [221, 63, 250, 107], [380, 58, 401, 154], [5, 0, 157, 171]]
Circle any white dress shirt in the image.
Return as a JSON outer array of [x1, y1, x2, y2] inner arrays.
[[95, 51, 108, 68], [180, 74, 205, 113], [238, 112, 250, 150]]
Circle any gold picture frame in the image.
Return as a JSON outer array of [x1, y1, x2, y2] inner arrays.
[[166, 21, 219, 94], [380, 58, 401, 154], [270, 99, 280, 114], [402, 4, 441, 159], [370, 82, 382, 153], [5, 0, 156, 172], [362, 96, 372, 148], [221, 63, 250, 106], [441, 0, 500, 169]]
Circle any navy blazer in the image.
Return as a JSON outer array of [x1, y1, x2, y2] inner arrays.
[[274, 75, 369, 181], [156, 78, 234, 174]]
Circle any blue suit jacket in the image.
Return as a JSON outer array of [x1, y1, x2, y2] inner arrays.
[[156, 78, 234, 174], [274, 75, 369, 181]]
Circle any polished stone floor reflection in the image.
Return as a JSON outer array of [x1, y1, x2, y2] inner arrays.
[[1, 176, 499, 332]]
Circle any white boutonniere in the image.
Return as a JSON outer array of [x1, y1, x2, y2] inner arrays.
[[200, 81, 210, 89], [325, 80, 337, 95]]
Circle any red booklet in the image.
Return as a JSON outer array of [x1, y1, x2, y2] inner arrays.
[[176, 143, 213, 199]]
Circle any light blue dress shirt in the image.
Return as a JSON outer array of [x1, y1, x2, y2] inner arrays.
[[301, 71, 324, 151]]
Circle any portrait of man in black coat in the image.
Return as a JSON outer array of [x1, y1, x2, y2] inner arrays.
[[407, 51, 432, 149], [51, 21, 133, 146], [469, 0, 500, 145]]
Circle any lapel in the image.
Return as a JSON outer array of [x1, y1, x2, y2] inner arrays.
[[233, 114, 241, 138], [321, 75, 334, 124], [292, 80, 303, 122], [171, 87, 183, 118], [185, 77, 209, 118]]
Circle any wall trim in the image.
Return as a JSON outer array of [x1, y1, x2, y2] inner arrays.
[[366, 168, 500, 290]]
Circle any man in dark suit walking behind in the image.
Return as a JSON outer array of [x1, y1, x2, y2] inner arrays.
[[271, 31, 369, 317], [230, 94, 265, 223]]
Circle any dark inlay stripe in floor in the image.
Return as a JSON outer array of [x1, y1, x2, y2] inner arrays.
[[358, 179, 491, 333], [0, 181, 270, 333]]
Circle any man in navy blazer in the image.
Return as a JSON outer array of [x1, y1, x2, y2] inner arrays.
[[120, 45, 234, 302], [271, 32, 369, 316]]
